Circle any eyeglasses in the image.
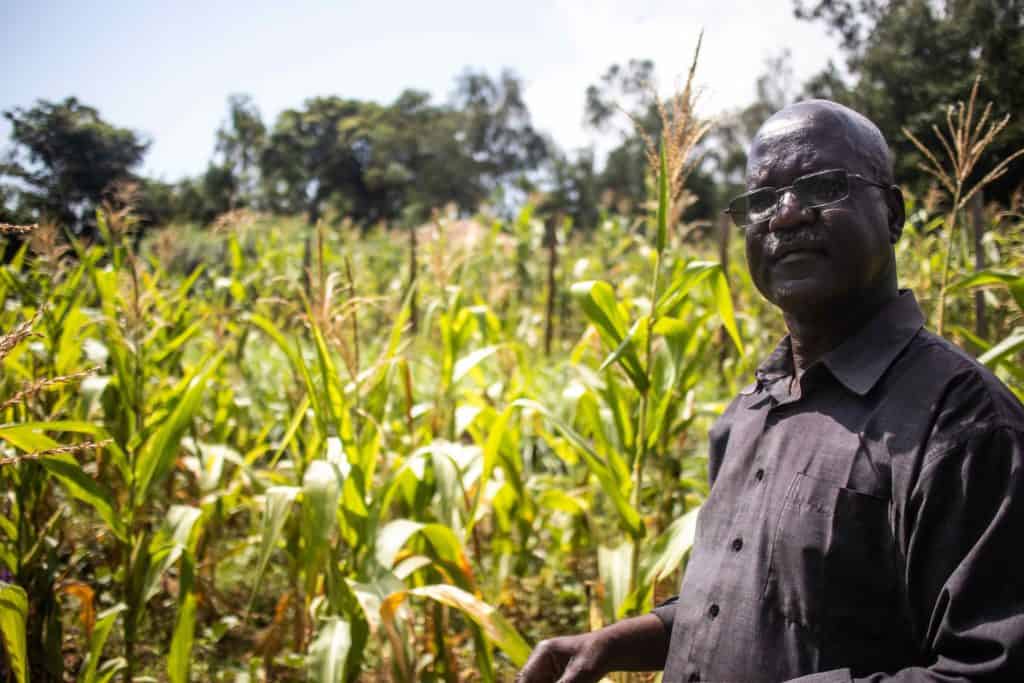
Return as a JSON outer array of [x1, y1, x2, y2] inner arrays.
[[724, 168, 890, 229]]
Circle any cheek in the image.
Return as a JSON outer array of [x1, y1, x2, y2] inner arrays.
[[744, 234, 772, 292]]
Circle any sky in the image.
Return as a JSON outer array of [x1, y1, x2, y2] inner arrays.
[[3, 0, 843, 181]]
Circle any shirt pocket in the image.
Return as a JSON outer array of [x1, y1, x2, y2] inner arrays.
[[764, 472, 898, 634]]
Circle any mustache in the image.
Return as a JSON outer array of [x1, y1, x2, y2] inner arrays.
[[762, 229, 827, 259]]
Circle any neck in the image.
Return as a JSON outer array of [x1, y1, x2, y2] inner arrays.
[[783, 283, 898, 375]]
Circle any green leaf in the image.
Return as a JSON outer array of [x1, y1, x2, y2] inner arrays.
[[453, 345, 501, 384], [978, 329, 1024, 367], [375, 519, 472, 588], [249, 313, 328, 434], [167, 553, 196, 683], [640, 504, 701, 586], [537, 490, 588, 516], [947, 270, 1024, 311], [268, 394, 310, 468], [45, 454, 126, 540], [654, 261, 719, 317], [12, 420, 128, 482], [598, 542, 634, 621], [712, 270, 743, 354], [0, 425, 127, 543], [598, 317, 645, 375], [376, 519, 424, 569], [0, 581, 28, 683], [249, 486, 300, 607], [143, 505, 202, 604], [513, 399, 642, 538], [150, 320, 204, 363], [308, 617, 352, 683], [387, 584, 531, 666], [572, 280, 648, 391], [470, 405, 515, 535], [301, 460, 343, 576], [80, 604, 127, 683], [135, 352, 223, 504]]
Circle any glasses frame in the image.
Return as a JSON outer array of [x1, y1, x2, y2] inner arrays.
[[723, 168, 891, 229]]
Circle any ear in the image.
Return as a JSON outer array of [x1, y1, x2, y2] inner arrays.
[[885, 185, 905, 244]]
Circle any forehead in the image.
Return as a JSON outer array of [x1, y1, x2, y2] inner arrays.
[[746, 113, 860, 189]]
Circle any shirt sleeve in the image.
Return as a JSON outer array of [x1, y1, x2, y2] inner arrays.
[[651, 596, 678, 634], [789, 424, 1024, 682]]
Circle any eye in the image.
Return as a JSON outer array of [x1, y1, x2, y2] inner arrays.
[[797, 170, 848, 205], [745, 189, 778, 220]]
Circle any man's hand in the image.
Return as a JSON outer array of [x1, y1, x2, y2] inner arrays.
[[516, 632, 609, 683], [517, 614, 669, 683]]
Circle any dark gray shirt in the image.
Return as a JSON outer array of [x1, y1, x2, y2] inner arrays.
[[653, 291, 1024, 682]]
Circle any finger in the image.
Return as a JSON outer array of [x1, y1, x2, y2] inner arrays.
[[517, 651, 561, 683], [556, 657, 602, 683]]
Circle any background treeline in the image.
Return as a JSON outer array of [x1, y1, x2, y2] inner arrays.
[[3, 0, 1023, 237]]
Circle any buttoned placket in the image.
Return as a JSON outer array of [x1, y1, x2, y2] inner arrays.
[[683, 390, 774, 679]]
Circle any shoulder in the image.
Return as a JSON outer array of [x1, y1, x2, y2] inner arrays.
[[897, 328, 1024, 465], [707, 393, 747, 484]]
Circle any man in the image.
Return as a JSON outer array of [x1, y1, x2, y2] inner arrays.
[[518, 100, 1024, 682]]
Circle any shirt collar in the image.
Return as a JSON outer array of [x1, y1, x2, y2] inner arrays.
[[744, 290, 925, 397]]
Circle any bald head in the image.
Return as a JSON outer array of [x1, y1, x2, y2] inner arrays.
[[748, 99, 894, 187]]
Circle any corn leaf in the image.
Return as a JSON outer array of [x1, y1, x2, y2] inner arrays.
[[0, 581, 28, 683], [135, 352, 223, 504], [386, 584, 531, 666], [571, 280, 648, 391], [0, 425, 128, 542], [655, 261, 719, 317], [249, 486, 300, 607], [308, 617, 353, 683], [301, 460, 343, 576], [712, 270, 743, 354], [79, 604, 127, 683], [167, 552, 197, 683], [453, 345, 501, 384], [513, 399, 642, 538], [978, 329, 1024, 367]]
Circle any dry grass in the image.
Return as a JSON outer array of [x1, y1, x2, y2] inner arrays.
[[0, 222, 38, 235], [902, 75, 1024, 333], [0, 308, 43, 363], [628, 31, 712, 229], [0, 440, 112, 467], [1, 366, 101, 412]]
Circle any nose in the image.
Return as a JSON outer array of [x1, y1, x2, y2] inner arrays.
[[769, 190, 815, 232]]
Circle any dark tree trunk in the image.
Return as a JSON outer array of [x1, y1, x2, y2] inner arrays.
[[544, 214, 561, 356]]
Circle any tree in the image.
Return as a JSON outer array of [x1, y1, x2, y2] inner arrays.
[[260, 96, 374, 225], [2, 97, 149, 230], [259, 73, 551, 227], [214, 94, 266, 208], [451, 69, 550, 193], [797, 0, 1024, 202]]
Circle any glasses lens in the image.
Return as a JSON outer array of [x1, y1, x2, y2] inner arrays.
[[729, 189, 777, 226], [795, 170, 848, 208], [746, 189, 778, 224]]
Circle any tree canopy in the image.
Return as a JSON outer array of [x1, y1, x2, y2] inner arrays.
[[798, 0, 1024, 201], [2, 97, 148, 229]]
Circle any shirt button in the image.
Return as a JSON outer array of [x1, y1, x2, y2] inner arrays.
[[689, 674, 701, 682], [731, 537, 743, 552], [755, 468, 765, 482], [708, 603, 719, 619]]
